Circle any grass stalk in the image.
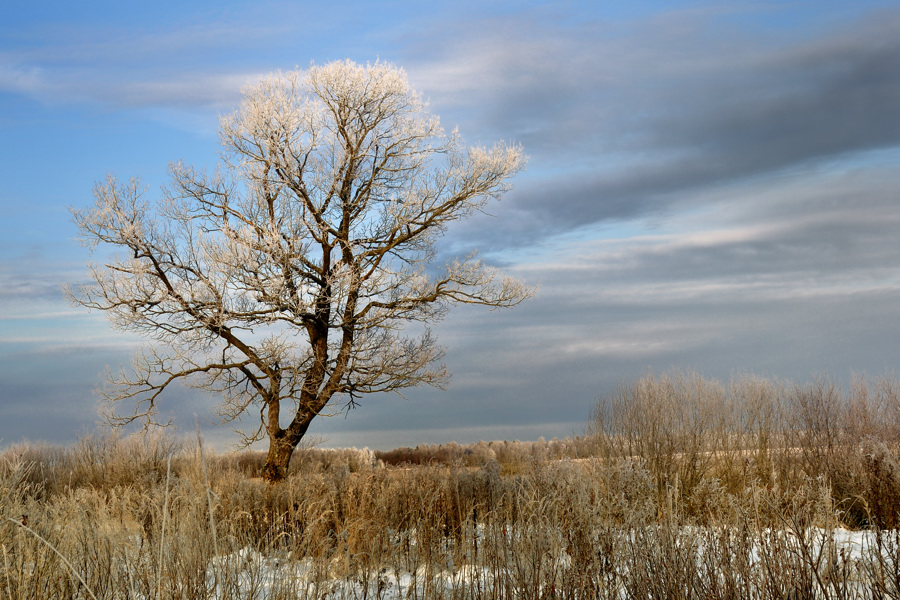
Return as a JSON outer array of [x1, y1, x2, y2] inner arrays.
[[196, 420, 219, 559], [196, 419, 220, 595], [157, 453, 172, 600], [5, 518, 98, 600], [3, 543, 12, 600]]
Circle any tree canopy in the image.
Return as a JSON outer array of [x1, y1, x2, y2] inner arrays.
[[69, 59, 531, 481]]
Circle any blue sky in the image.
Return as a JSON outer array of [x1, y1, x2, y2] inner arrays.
[[2, 0, 899, 450]]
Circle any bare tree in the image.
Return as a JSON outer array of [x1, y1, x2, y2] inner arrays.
[[67, 60, 532, 481]]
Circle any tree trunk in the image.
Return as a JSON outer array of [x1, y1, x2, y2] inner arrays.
[[261, 417, 314, 483], [262, 437, 295, 483]]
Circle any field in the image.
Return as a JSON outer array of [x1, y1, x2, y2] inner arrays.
[[3, 373, 900, 599]]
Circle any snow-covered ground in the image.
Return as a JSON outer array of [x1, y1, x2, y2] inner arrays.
[[207, 550, 499, 600], [194, 527, 896, 599]]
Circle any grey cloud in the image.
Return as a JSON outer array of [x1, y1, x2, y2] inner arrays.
[[412, 159, 899, 434], [635, 178, 899, 285], [409, 8, 900, 251], [507, 171, 900, 311], [0, 264, 71, 302], [0, 276, 62, 302], [0, 340, 217, 448], [305, 277, 900, 449], [643, 25, 900, 166], [0, 243, 91, 302]]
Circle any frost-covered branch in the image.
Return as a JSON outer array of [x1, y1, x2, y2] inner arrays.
[[69, 59, 532, 482]]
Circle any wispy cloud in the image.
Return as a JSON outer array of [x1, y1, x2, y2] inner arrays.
[[404, 7, 900, 252], [0, 62, 256, 109], [0, 13, 287, 110], [0, 64, 46, 96]]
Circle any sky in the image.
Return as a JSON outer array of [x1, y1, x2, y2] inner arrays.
[[1, 0, 899, 451]]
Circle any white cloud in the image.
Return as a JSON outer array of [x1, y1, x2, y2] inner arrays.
[[0, 63, 47, 95], [0, 63, 257, 110]]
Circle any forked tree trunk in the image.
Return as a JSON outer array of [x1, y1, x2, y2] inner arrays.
[[262, 437, 296, 483], [261, 419, 314, 483]]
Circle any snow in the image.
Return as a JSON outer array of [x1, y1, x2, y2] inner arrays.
[[193, 528, 895, 599]]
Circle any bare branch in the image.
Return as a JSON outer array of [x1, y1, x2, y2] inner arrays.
[[69, 59, 531, 482]]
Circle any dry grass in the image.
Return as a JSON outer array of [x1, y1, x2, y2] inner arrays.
[[2, 373, 900, 598], [591, 372, 900, 527]]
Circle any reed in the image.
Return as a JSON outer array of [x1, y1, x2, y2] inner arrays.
[[0, 373, 898, 598]]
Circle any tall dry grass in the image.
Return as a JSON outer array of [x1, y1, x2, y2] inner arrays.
[[1, 373, 900, 598], [591, 372, 900, 528]]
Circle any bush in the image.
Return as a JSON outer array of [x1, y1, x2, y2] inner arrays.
[[590, 371, 900, 522]]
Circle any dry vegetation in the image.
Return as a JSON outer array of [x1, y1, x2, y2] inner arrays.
[[3, 373, 900, 598]]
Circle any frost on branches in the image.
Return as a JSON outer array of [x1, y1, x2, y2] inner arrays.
[[68, 59, 532, 482]]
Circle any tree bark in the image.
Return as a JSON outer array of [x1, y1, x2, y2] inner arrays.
[[262, 435, 295, 483], [261, 414, 316, 482]]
